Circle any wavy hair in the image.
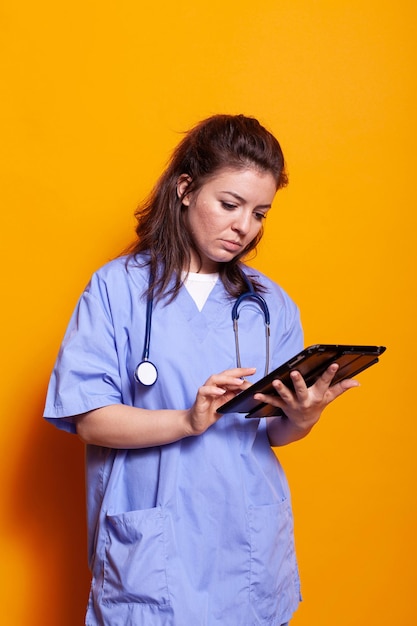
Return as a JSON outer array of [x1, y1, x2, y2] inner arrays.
[[126, 114, 288, 300]]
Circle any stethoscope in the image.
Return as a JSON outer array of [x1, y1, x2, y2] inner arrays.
[[134, 272, 271, 386]]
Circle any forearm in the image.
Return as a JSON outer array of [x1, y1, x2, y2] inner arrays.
[[75, 368, 255, 449], [75, 404, 192, 449], [266, 415, 314, 447]]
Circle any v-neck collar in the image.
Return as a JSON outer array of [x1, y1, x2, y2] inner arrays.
[[182, 272, 219, 312], [172, 279, 229, 341]]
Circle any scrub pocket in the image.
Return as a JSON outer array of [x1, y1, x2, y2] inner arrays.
[[103, 506, 171, 606], [248, 499, 298, 622]]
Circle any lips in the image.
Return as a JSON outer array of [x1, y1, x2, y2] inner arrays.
[[222, 239, 242, 252], [221, 240, 242, 253]]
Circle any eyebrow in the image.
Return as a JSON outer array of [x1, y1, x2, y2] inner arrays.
[[221, 191, 272, 210]]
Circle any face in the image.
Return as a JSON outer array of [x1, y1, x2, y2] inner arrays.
[[179, 167, 277, 273]]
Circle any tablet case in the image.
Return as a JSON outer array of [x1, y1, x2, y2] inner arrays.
[[217, 344, 386, 419]]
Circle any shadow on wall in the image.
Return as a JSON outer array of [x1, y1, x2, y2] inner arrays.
[[9, 392, 90, 625]]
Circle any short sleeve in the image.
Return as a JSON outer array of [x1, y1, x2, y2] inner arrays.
[[43, 274, 122, 433]]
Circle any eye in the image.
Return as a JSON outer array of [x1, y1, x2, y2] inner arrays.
[[254, 211, 267, 221], [221, 201, 237, 210]]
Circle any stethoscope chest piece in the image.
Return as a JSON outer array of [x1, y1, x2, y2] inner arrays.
[[134, 360, 158, 386]]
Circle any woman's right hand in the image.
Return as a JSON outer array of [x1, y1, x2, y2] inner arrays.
[[185, 367, 256, 436]]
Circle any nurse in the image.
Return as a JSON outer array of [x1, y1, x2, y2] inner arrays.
[[44, 114, 358, 626]]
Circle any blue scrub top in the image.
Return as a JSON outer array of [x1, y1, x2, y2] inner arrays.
[[44, 255, 304, 626]]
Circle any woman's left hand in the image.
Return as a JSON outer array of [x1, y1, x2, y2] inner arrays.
[[254, 363, 360, 441]]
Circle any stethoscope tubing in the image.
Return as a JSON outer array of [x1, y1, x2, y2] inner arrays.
[[232, 277, 270, 378], [134, 275, 159, 385]]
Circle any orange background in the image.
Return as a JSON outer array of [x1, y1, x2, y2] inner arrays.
[[1, 1, 416, 624]]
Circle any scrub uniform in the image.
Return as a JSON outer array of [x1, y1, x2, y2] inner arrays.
[[44, 255, 304, 626]]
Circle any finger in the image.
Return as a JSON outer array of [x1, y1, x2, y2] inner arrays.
[[327, 377, 360, 399], [208, 369, 255, 389], [311, 363, 340, 393], [322, 363, 339, 382], [253, 391, 285, 409], [199, 385, 228, 397], [340, 378, 360, 390], [221, 367, 257, 378], [254, 378, 289, 404], [199, 377, 247, 402], [289, 370, 309, 399]]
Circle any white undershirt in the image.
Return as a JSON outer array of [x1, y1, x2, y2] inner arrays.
[[182, 271, 219, 311]]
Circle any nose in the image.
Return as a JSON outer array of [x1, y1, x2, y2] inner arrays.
[[232, 210, 251, 236]]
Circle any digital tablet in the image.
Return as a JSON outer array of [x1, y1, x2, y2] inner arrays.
[[217, 344, 386, 419]]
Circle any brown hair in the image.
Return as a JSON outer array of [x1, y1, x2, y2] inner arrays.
[[127, 114, 288, 300]]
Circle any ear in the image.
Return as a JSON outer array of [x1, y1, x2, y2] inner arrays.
[[177, 174, 192, 205]]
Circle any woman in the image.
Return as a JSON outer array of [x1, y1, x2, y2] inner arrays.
[[44, 114, 357, 625]]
